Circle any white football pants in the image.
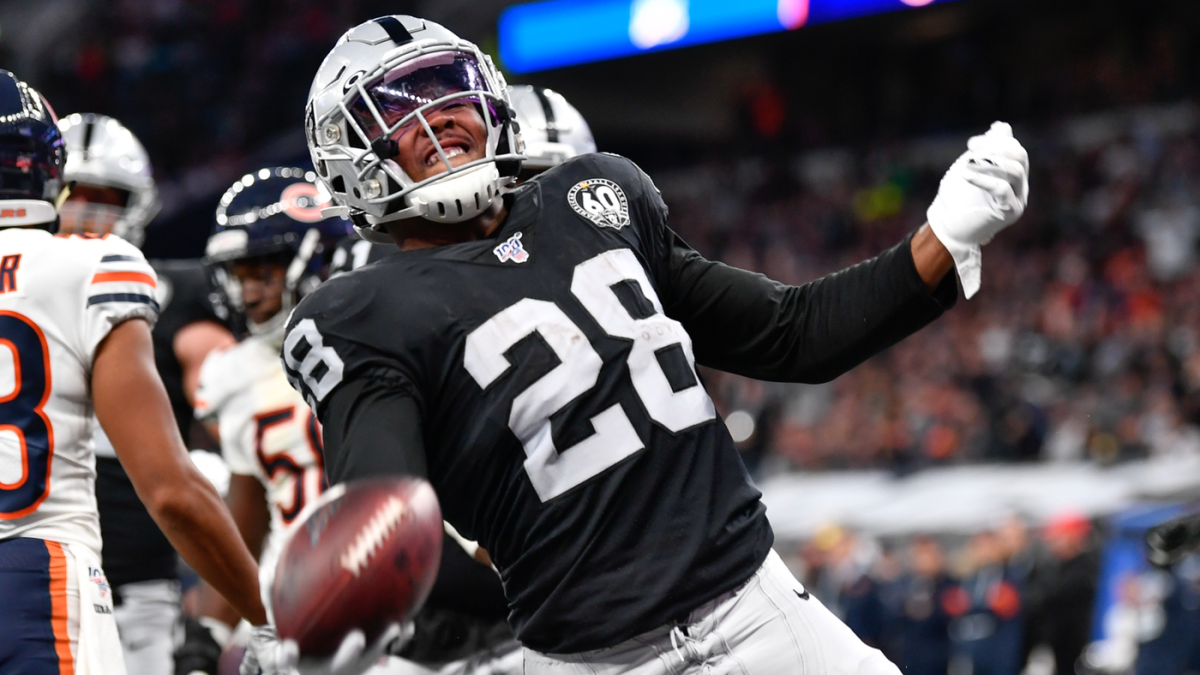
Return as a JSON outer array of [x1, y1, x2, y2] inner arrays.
[[522, 550, 901, 675], [113, 579, 181, 675], [374, 640, 522, 675]]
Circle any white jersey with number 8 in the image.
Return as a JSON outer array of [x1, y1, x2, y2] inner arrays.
[[0, 229, 159, 558]]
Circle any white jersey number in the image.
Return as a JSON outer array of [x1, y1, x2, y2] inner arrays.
[[464, 249, 714, 502], [283, 318, 345, 411]]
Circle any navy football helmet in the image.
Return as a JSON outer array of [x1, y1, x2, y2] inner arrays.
[[205, 167, 351, 334], [0, 70, 67, 231]]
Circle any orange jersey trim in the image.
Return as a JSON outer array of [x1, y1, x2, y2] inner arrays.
[[45, 540, 75, 675], [90, 271, 156, 288]]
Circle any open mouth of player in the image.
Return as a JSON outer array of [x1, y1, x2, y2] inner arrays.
[[424, 138, 471, 168]]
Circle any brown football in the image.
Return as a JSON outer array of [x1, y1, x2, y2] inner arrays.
[[270, 476, 443, 658]]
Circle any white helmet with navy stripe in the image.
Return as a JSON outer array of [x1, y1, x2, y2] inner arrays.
[[305, 15, 524, 243], [507, 85, 596, 173]]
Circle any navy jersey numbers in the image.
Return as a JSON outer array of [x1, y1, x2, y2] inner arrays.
[[463, 248, 714, 502], [0, 311, 53, 518]]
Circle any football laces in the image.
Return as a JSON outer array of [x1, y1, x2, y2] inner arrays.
[[340, 496, 408, 577]]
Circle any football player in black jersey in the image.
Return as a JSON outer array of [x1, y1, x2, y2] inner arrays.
[[280, 16, 1029, 675], [323, 84, 598, 675], [58, 113, 237, 675]]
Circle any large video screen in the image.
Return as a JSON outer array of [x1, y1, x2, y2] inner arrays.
[[499, 0, 959, 73]]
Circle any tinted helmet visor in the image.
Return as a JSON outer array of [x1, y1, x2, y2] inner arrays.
[[349, 51, 497, 142]]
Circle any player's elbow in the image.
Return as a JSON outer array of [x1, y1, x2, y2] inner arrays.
[[139, 467, 214, 528], [140, 482, 194, 524]]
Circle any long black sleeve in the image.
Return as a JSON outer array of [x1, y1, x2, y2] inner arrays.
[[660, 230, 957, 383], [318, 373, 428, 485]]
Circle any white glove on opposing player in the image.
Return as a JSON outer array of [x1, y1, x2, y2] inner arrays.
[[280, 623, 415, 675], [926, 121, 1030, 298], [241, 624, 289, 675]]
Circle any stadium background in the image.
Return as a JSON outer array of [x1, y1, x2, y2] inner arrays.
[[3, 0, 1199, 672]]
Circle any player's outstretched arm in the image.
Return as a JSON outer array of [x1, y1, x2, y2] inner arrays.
[[658, 122, 1027, 384], [192, 475, 272, 644], [93, 317, 267, 626], [662, 227, 957, 384]]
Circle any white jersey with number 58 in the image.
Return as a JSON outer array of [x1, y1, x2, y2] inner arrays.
[[0, 229, 159, 558], [195, 328, 324, 554]]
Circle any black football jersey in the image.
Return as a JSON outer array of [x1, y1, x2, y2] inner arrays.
[[328, 230, 394, 276], [332, 233, 519, 660], [286, 153, 956, 652], [286, 154, 772, 652], [96, 257, 230, 587]]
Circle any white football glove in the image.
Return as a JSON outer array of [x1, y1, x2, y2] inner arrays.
[[240, 624, 289, 675], [926, 121, 1030, 298], [280, 623, 415, 675]]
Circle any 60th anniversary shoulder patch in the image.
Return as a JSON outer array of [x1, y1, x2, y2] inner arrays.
[[568, 178, 630, 230]]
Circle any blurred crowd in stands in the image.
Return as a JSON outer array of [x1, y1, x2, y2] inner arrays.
[[31, 0, 419, 222], [779, 514, 1200, 675], [665, 103, 1200, 477]]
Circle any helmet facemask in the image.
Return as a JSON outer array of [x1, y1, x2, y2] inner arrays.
[[309, 38, 523, 238]]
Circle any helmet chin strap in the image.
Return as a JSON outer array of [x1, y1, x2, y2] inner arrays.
[[249, 227, 322, 340], [349, 163, 505, 243], [403, 163, 501, 224]]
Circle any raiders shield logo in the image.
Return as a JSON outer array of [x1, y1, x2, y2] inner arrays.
[[568, 179, 630, 230]]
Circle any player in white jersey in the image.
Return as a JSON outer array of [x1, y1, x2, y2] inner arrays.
[[186, 167, 349, 668], [0, 70, 281, 674], [58, 111, 240, 675]]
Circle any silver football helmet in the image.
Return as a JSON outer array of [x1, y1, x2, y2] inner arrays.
[[57, 113, 160, 247], [305, 16, 523, 243], [507, 85, 596, 172]]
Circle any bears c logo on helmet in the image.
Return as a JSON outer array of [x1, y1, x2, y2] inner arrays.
[[281, 182, 331, 223]]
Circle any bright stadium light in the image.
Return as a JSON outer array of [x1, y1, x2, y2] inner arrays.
[[499, 0, 961, 73], [629, 0, 689, 49]]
